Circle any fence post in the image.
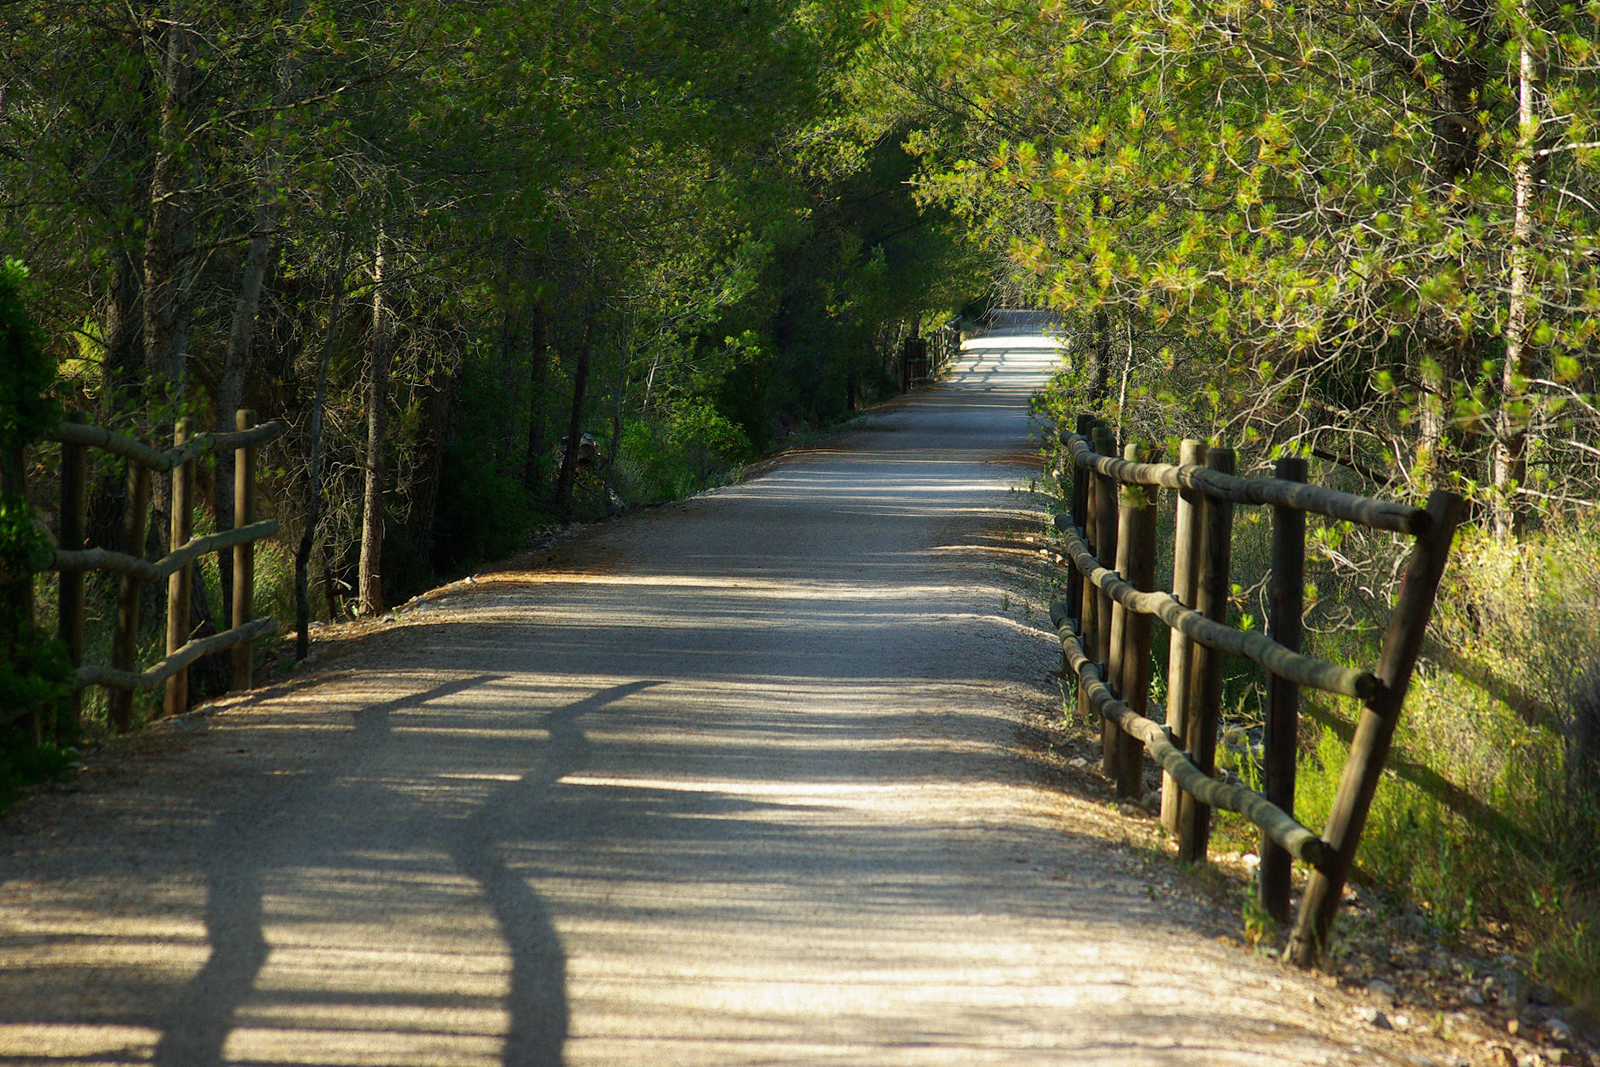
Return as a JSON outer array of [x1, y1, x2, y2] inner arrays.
[[1091, 425, 1120, 775], [163, 417, 193, 718], [1108, 441, 1158, 798], [111, 462, 151, 732], [231, 408, 257, 690], [1161, 438, 1207, 834], [1065, 414, 1092, 628], [1260, 455, 1307, 923], [1075, 419, 1101, 726], [1288, 489, 1464, 965], [1178, 445, 1235, 863], [56, 411, 89, 739]]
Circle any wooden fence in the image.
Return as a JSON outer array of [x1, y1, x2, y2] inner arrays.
[[928, 318, 960, 378], [1049, 414, 1463, 965], [3, 410, 285, 740], [900, 320, 962, 390]]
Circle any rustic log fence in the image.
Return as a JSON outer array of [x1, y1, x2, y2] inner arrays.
[[928, 318, 960, 378], [901, 319, 962, 390], [1049, 413, 1463, 965], [3, 410, 285, 740]]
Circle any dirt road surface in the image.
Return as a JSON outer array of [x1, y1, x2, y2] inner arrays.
[[0, 337, 1474, 1066]]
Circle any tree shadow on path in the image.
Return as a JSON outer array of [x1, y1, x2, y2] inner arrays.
[[151, 674, 652, 1067], [448, 679, 660, 1067]]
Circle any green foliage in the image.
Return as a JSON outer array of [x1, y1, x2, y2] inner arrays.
[[434, 353, 545, 571], [0, 494, 54, 581], [1225, 511, 1600, 1014], [614, 398, 755, 506], [0, 734, 77, 811], [0, 621, 71, 732], [0, 258, 67, 739], [0, 258, 57, 452], [863, 0, 1600, 514]]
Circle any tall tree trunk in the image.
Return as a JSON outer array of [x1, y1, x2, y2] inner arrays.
[[1494, 29, 1538, 539], [215, 188, 278, 625], [1089, 308, 1112, 404], [554, 305, 594, 519], [87, 252, 146, 557], [215, 0, 305, 611], [358, 229, 391, 616], [408, 363, 461, 585], [296, 239, 350, 658], [103, 251, 144, 395], [523, 301, 550, 492], [609, 317, 631, 464], [142, 13, 194, 395]]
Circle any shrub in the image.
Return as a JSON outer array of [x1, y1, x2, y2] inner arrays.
[[613, 397, 754, 506]]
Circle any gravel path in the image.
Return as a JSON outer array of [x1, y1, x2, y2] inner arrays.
[[0, 337, 1472, 1066]]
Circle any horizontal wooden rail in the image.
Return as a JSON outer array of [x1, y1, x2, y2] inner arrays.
[[72, 617, 277, 693], [51, 520, 280, 583], [47, 419, 285, 473], [1061, 432, 1427, 535], [1051, 604, 1325, 864], [1052, 514, 1377, 699]]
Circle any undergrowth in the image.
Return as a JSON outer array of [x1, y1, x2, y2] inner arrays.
[[1036, 368, 1600, 1021]]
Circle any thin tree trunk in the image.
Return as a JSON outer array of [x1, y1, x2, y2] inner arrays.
[[104, 251, 144, 394], [215, 193, 277, 625], [88, 252, 146, 557], [1089, 308, 1112, 404], [523, 301, 550, 491], [296, 238, 350, 658], [1494, 30, 1538, 539], [143, 13, 194, 395], [358, 228, 391, 616], [609, 317, 631, 463], [215, 0, 304, 606], [554, 305, 594, 519]]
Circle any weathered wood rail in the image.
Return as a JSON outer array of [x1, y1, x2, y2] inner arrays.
[[1049, 413, 1463, 965], [6, 410, 285, 738]]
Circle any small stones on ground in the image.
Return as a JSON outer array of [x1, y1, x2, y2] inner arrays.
[[1354, 1006, 1392, 1029], [1465, 987, 1488, 1006], [1401, 1055, 1440, 1067], [1368, 979, 1398, 1006], [1547, 1018, 1574, 1043]]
